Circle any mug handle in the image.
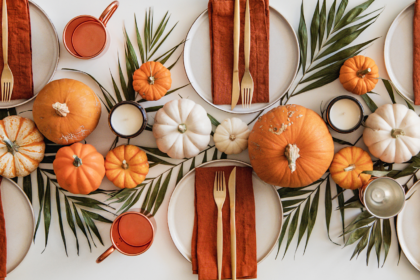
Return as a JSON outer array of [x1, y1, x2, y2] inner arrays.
[[96, 246, 116, 263], [99, 1, 119, 27]]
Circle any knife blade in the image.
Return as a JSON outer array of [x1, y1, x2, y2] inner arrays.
[[228, 167, 237, 280], [231, 0, 240, 110]]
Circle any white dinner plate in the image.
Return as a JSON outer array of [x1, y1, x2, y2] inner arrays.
[[384, 2, 415, 103], [167, 159, 283, 264], [0, 1, 59, 109], [2, 178, 35, 273], [183, 7, 299, 114]]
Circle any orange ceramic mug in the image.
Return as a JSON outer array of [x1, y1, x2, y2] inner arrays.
[[96, 211, 156, 263], [63, 1, 119, 59]]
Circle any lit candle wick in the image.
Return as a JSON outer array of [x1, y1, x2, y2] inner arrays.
[[371, 188, 385, 203]]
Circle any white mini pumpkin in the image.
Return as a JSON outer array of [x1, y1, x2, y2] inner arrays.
[[153, 99, 212, 159], [214, 118, 250, 155], [363, 104, 420, 163], [0, 116, 45, 178]]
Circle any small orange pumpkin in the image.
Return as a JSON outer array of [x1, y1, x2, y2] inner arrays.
[[53, 143, 105, 195], [330, 146, 373, 190], [133, 61, 172, 101], [339, 55, 379, 95], [105, 145, 149, 189]]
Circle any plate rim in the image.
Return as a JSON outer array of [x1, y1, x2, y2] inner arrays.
[[3, 177, 35, 274], [383, 1, 415, 104], [167, 159, 283, 264], [182, 6, 300, 115], [0, 0, 60, 109]]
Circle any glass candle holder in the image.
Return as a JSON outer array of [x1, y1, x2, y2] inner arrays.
[[108, 101, 147, 139], [324, 96, 364, 133]]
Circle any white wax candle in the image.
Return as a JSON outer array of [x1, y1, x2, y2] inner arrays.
[[111, 104, 144, 136], [330, 99, 361, 130]]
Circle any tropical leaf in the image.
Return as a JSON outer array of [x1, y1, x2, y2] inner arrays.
[[310, 1, 320, 61], [56, 189, 67, 256], [326, 0, 336, 36], [334, 0, 348, 27], [361, 93, 378, 112], [283, 205, 300, 258], [319, 0, 327, 49], [333, 0, 375, 32], [298, 1, 308, 72]]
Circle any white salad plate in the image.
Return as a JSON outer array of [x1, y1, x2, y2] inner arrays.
[[167, 159, 283, 264], [2, 178, 35, 273], [384, 2, 415, 103], [0, 1, 59, 109], [183, 7, 299, 114]]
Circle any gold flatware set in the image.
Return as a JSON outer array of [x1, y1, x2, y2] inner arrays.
[[1, 0, 13, 102]]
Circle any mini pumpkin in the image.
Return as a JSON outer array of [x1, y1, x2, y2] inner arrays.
[[248, 105, 334, 188], [53, 143, 105, 195], [363, 103, 420, 163], [339, 55, 379, 95], [33, 79, 102, 145], [133, 61, 172, 101], [214, 118, 250, 155], [330, 147, 373, 190], [153, 99, 212, 159], [0, 116, 45, 178], [105, 145, 149, 189]]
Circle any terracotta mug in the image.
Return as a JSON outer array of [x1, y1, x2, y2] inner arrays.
[[96, 211, 156, 263], [63, 1, 119, 59]]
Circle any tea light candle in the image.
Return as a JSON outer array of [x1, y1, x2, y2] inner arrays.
[[109, 101, 147, 138], [326, 96, 363, 133]]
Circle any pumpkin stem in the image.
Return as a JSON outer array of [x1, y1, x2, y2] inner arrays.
[[391, 129, 405, 138], [178, 124, 187, 133], [344, 164, 356, 172], [229, 135, 236, 141], [52, 102, 70, 117], [2, 136, 18, 155], [284, 144, 300, 173], [122, 160, 129, 169], [148, 76, 155, 85], [356, 68, 371, 78], [72, 155, 82, 167]]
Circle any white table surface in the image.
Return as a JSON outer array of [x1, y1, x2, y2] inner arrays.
[[8, 0, 420, 279]]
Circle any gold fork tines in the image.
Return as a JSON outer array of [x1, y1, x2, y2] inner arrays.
[[213, 171, 226, 280], [240, 0, 254, 108], [1, 0, 14, 102]]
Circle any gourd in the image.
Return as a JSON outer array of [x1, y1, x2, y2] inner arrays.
[[0, 116, 45, 178], [32, 79, 101, 145], [214, 118, 250, 155], [105, 145, 149, 189], [153, 99, 212, 159], [330, 147, 373, 190], [53, 143, 105, 195], [363, 103, 420, 163], [339, 55, 379, 95], [248, 104, 334, 188], [133, 61, 172, 101]]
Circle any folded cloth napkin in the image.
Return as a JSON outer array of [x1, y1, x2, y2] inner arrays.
[[414, 0, 420, 105], [192, 166, 257, 280], [0, 0, 33, 100], [0, 177, 5, 280], [208, 0, 269, 105]]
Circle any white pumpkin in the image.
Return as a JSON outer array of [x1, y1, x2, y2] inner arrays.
[[214, 118, 250, 155], [153, 99, 212, 159], [363, 104, 420, 163], [0, 116, 45, 178]]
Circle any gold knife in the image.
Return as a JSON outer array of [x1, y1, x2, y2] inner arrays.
[[231, 0, 240, 110], [228, 167, 236, 280]]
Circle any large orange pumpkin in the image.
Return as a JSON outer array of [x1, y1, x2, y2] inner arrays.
[[133, 61, 172, 101], [105, 145, 149, 189], [330, 147, 373, 190], [33, 79, 101, 145], [53, 143, 105, 195], [339, 55, 379, 95], [248, 105, 334, 188]]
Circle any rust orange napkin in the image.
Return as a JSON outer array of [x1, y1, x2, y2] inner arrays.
[[208, 0, 269, 105], [0, 177, 6, 280], [414, 1, 420, 104], [0, 0, 33, 100], [192, 166, 257, 280]]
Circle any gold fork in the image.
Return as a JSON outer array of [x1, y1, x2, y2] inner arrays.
[[1, 0, 13, 102], [240, 0, 254, 108], [213, 171, 226, 280]]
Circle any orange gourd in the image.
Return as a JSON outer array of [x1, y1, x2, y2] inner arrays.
[[133, 61, 172, 101], [248, 105, 334, 188], [339, 55, 379, 95], [330, 147, 373, 190], [105, 145, 149, 189], [33, 79, 101, 145], [53, 143, 105, 195]]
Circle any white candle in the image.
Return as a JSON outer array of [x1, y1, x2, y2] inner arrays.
[[111, 104, 144, 136], [329, 99, 362, 130]]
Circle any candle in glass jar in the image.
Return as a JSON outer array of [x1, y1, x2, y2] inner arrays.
[[329, 98, 362, 131], [110, 103, 145, 137]]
